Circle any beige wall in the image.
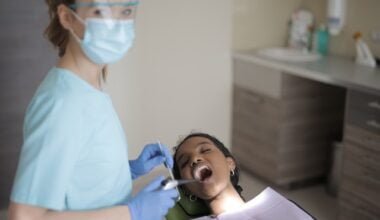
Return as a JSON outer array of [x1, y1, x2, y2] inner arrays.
[[106, 0, 232, 158], [315, 0, 380, 57], [233, 0, 303, 50], [233, 0, 380, 58]]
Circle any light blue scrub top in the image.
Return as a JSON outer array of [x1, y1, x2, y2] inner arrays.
[[11, 67, 132, 211]]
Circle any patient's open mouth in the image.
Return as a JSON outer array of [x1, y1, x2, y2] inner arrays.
[[193, 165, 213, 182]]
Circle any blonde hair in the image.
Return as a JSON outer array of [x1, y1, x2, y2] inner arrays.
[[44, 0, 107, 80]]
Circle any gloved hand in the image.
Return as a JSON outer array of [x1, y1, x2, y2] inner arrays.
[[127, 176, 178, 220], [129, 143, 173, 180]]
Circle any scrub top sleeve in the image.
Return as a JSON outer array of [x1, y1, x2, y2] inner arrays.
[[11, 94, 85, 210]]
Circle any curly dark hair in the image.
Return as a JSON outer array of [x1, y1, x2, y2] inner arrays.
[[173, 132, 244, 200]]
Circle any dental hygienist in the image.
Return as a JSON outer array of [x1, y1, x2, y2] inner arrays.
[[8, 0, 178, 220]]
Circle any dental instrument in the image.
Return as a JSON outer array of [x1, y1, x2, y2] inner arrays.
[[161, 178, 199, 190], [158, 140, 182, 200], [158, 140, 176, 180]]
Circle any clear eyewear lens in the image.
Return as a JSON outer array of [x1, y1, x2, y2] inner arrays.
[[70, 1, 139, 20]]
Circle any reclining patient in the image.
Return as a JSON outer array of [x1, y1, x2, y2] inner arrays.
[[172, 133, 314, 220]]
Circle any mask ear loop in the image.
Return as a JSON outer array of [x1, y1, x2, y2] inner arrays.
[[67, 7, 86, 43]]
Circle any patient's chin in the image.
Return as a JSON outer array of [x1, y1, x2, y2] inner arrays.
[[193, 181, 224, 200], [197, 189, 222, 201]]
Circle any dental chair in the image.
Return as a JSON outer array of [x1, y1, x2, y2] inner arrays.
[[166, 189, 211, 220], [165, 190, 317, 220]]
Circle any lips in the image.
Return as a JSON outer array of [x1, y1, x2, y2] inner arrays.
[[193, 164, 213, 182]]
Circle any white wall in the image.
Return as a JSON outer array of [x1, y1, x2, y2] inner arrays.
[[232, 0, 328, 51], [233, 0, 380, 57], [106, 0, 232, 158]]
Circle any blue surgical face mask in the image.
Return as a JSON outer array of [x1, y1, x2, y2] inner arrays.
[[70, 12, 135, 65]]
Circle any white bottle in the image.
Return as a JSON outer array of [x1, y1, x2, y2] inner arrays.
[[288, 9, 314, 51], [327, 0, 346, 35], [354, 32, 376, 68]]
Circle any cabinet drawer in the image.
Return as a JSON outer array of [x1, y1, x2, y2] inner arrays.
[[233, 86, 280, 119], [339, 189, 380, 220], [348, 90, 380, 115], [233, 59, 282, 99], [346, 90, 380, 134], [341, 142, 380, 209], [342, 142, 380, 180], [344, 125, 380, 153], [346, 108, 380, 134], [340, 175, 380, 211]]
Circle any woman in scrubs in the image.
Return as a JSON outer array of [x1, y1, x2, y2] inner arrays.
[[8, 0, 178, 219]]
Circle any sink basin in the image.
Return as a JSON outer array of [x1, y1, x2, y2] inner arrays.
[[258, 47, 321, 62]]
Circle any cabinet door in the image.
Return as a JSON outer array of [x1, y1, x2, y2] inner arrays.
[[0, 1, 55, 207]]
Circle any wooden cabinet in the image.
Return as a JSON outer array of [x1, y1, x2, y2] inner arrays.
[[232, 59, 346, 187], [339, 90, 380, 220]]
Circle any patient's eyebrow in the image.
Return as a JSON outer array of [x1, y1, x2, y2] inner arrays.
[[196, 141, 211, 147], [176, 140, 212, 165]]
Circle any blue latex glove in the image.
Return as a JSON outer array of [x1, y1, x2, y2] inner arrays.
[[127, 176, 178, 220], [129, 143, 173, 180]]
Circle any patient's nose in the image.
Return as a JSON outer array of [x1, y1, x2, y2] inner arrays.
[[191, 158, 203, 167]]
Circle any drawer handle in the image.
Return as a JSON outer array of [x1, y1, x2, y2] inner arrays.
[[368, 101, 380, 110], [366, 120, 380, 129]]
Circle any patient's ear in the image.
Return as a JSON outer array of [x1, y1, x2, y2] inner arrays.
[[226, 157, 236, 171]]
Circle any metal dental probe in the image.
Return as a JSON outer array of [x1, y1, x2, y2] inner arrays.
[[161, 178, 199, 190], [157, 140, 181, 200], [157, 140, 176, 180]]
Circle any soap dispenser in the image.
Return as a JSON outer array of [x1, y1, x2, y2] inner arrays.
[[313, 24, 330, 56], [328, 0, 346, 35], [353, 32, 376, 68]]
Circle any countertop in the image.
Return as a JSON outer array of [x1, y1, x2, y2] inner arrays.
[[233, 50, 380, 96]]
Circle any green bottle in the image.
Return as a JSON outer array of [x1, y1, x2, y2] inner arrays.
[[316, 24, 329, 56]]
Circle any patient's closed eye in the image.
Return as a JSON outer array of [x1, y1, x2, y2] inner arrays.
[[180, 148, 211, 168], [180, 157, 189, 169], [201, 148, 211, 154], [180, 160, 188, 169]]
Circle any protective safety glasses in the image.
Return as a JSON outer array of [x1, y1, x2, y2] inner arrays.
[[69, 1, 139, 20]]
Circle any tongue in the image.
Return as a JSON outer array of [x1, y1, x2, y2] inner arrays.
[[200, 169, 212, 181]]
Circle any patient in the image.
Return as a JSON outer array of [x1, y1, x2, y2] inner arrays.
[[173, 133, 315, 220]]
